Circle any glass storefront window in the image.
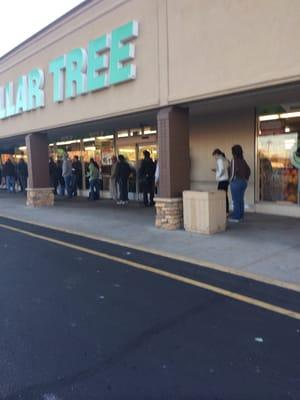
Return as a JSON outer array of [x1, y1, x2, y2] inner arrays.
[[258, 114, 300, 206], [96, 137, 114, 166], [48, 134, 115, 191], [143, 127, 157, 135], [138, 144, 158, 161], [3, 128, 157, 196], [118, 145, 136, 165], [96, 137, 115, 191]]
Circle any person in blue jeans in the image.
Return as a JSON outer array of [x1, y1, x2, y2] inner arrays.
[[62, 154, 73, 198], [87, 158, 100, 200], [229, 145, 251, 222], [3, 158, 16, 193]]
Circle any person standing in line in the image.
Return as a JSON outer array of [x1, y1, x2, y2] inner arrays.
[[116, 155, 131, 205], [72, 155, 83, 196], [1, 161, 6, 188], [56, 158, 65, 196], [17, 157, 28, 193], [3, 158, 16, 193], [154, 160, 159, 194], [62, 153, 73, 198], [139, 150, 156, 207], [229, 144, 251, 222], [212, 149, 230, 215], [0, 163, 2, 187], [0, 161, 3, 188], [49, 157, 58, 195], [98, 160, 103, 192], [110, 155, 118, 202], [87, 158, 100, 200]]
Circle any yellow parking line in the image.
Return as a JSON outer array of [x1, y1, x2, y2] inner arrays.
[[0, 222, 299, 321], [0, 213, 299, 293]]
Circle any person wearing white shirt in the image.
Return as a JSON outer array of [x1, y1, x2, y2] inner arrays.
[[155, 162, 159, 186], [212, 148, 230, 214]]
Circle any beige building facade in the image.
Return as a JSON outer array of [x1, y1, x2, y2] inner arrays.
[[1, 0, 300, 222]]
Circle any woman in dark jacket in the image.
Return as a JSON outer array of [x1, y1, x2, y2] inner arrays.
[[3, 159, 16, 193], [116, 155, 131, 205], [139, 150, 156, 207], [49, 157, 58, 195], [229, 145, 251, 222]]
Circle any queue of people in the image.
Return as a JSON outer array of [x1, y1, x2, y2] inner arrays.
[[0, 149, 158, 207], [108, 151, 157, 207], [47, 153, 133, 203], [212, 144, 251, 223], [0, 157, 28, 193], [49, 155, 85, 199], [48, 154, 105, 201], [1, 146, 250, 223]]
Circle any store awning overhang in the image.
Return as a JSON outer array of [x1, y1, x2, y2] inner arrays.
[[0, 134, 26, 154], [0, 109, 158, 153], [187, 80, 300, 116], [46, 109, 158, 143]]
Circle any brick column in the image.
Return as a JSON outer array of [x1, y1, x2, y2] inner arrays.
[[155, 107, 190, 230], [26, 133, 54, 207]]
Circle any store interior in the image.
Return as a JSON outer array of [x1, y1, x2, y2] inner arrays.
[[258, 110, 300, 207], [0, 126, 158, 198], [0, 109, 158, 197]]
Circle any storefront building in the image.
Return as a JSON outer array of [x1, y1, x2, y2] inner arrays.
[[1, 0, 300, 226]]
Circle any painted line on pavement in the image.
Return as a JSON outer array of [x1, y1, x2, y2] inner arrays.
[[0, 222, 299, 321], [0, 213, 299, 293]]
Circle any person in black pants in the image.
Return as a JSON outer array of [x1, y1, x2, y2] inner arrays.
[[139, 150, 156, 207], [3, 158, 16, 193], [72, 155, 83, 196], [116, 155, 131, 205], [17, 157, 28, 193], [49, 157, 58, 195], [212, 148, 230, 214]]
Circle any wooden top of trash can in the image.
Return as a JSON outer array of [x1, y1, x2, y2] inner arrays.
[[183, 190, 225, 200]]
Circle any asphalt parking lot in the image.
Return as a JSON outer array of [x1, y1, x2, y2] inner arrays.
[[0, 216, 299, 400]]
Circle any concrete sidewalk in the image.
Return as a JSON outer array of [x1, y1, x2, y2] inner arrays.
[[0, 191, 299, 287]]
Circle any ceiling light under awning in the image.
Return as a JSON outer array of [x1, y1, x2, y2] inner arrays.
[[259, 114, 280, 121], [259, 111, 300, 121]]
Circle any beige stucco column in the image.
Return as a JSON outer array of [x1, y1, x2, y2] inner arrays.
[[25, 133, 54, 207], [155, 106, 190, 230]]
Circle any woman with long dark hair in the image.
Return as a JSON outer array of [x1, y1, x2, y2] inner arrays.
[[87, 158, 100, 200], [116, 154, 131, 205], [212, 148, 230, 214], [229, 145, 251, 222]]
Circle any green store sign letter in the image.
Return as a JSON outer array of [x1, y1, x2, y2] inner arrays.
[[0, 20, 139, 120]]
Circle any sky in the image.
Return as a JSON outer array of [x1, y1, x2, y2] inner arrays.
[[0, 0, 85, 57]]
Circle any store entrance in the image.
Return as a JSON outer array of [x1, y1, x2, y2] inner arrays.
[[258, 111, 300, 207], [0, 123, 158, 200], [117, 140, 158, 200]]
